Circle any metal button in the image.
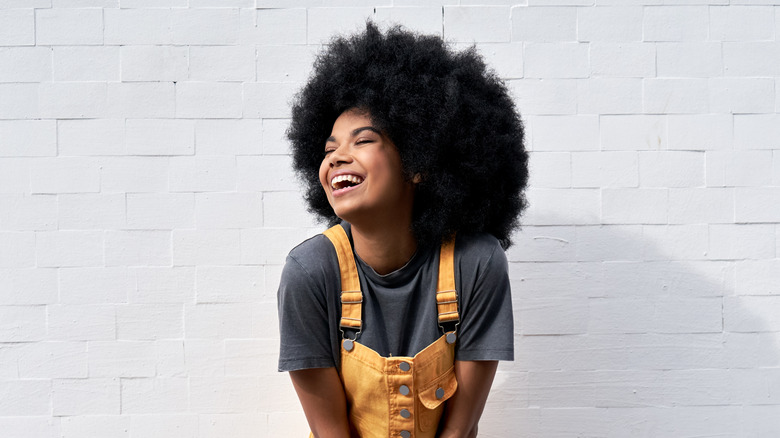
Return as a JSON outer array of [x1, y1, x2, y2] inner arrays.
[[343, 339, 354, 351], [400, 408, 411, 418], [400, 431, 411, 438], [446, 332, 457, 344], [399, 384, 410, 396], [399, 362, 410, 372], [435, 387, 445, 399]]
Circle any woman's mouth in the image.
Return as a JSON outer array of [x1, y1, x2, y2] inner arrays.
[[331, 174, 364, 192]]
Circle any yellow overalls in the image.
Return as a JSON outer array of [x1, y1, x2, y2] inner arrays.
[[317, 225, 460, 438]]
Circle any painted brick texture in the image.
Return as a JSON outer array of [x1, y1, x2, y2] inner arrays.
[[0, 2, 778, 437]]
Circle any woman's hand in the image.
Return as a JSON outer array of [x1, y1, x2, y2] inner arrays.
[[289, 367, 351, 438], [437, 360, 499, 438]]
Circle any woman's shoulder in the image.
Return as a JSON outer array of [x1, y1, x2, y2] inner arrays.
[[455, 232, 505, 260], [285, 232, 338, 273]]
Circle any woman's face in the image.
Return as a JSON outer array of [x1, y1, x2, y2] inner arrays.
[[319, 109, 415, 225]]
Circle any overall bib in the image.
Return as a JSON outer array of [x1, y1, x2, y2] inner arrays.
[[318, 225, 460, 438]]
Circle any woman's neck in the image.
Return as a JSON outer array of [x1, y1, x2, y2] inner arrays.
[[351, 222, 417, 276]]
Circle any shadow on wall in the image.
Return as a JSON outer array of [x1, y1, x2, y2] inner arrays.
[[480, 219, 780, 437]]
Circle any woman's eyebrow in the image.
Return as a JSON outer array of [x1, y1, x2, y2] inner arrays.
[[326, 126, 381, 143]]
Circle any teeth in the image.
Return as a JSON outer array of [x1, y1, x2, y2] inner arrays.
[[331, 174, 364, 189]]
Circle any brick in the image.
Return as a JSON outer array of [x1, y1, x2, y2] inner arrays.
[[30, 157, 100, 194], [169, 156, 236, 192], [508, 262, 603, 299], [195, 119, 263, 155], [121, 0, 185, 6], [36, 8, 103, 45], [52, 46, 119, 81], [107, 82, 175, 118], [0, 158, 31, 193], [723, 42, 780, 77], [0, 305, 45, 342], [121, 378, 188, 414], [736, 260, 780, 295], [600, 261, 732, 298], [256, 45, 315, 82], [0, 194, 56, 231], [527, 115, 599, 151], [185, 303, 260, 339], [58, 119, 125, 156], [709, 78, 775, 114], [261, 119, 290, 155], [602, 188, 667, 224], [710, 6, 774, 41], [126, 119, 194, 156], [643, 6, 708, 41], [775, 151, 780, 185], [121, 45, 187, 82], [590, 297, 721, 334], [600, 115, 667, 150], [734, 114, 780, 150], [526, 152, 571, 189], [59, 267, 130, 304], [236, 155, 297, 191], [706, 150, 773, 187], [0, 380, 50, 416], [509, 79, 577, 115], [58, 193, 125, 230], [523, 42, 588, 78], [523, 188, 601, 225], [36, 231, 103, 268], [667, 114, 733, 151], [241, 8, 306, 45], [105, 230, 171, 267], [184, 339, 224, 376], [657, 42, 722, 77], [470, 42, 523, 80], [444, 6, 510, 42], [172, 229, 241, 266], [195, 192, 262, 229], [642, 224, 708, 261], [0, 83, 39, 119], [306, 7, 375, 45], [130, 267, 195, 304], [154, 340, 185, 376], [263, 191, 319, 228], [0, 120, 56, 157], [17, 341, 88, 378], [653, 406, 742, 436], [506, 226, 576, 262], [104, 9, 173, 45], [52, 378, 120, 415], [668, 188, 734, 224], [190, 376, 262, 412], [519, 297, 588, 335], [0, 268, 57, 305], [577, 78, 642, 115], [53, 0, 117, 5], [725, 296, 780, 332], [39, 82, 107, 119], [117, 304, 183, 340], [511, 6, 576, 42], [101, 157, 169, 193], [190, 45, 256, 81], [0, 9, 34, 45], [88, 341, 156, 378], [242, 82, 298, 118], [60, 415, 130, 438], [736, 188, 780, 222], [171, 8, 239, 45], [190, 0, 250, 5], [196, 266, 263, 304], [643, 79, 708, 114], [575, 225, 643, 262], [175, 82, 242, 119], [577, 6, 642, 42], [126, 193, 194, 230], [240, 227, 318, 265], [48, 305, 116, 341], [571, 151, 638, 188], [267, 412, 312, 437], [639, 151, 705, 188], [199, 413, 266, 438], [225, 339, 273, 376], [374, 7, 443, 35], [709, 224, 775, 261], [128, 414, 198, 438], [0, 47, 51, 82], [0, 417, 55, 438], [590, 42, 655, 78]]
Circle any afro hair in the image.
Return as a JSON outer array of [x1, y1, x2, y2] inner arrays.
[[288, 22, 529, 250]]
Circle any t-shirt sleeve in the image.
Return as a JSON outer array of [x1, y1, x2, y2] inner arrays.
[[277, 247, 339, 372], [455, 237, 514, 361]]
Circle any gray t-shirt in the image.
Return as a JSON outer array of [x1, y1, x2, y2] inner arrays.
[[277, 223, 514, 372]]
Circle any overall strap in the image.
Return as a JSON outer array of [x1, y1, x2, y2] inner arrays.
[[323, 225, 363, 332], [436, 237, 459, 332]]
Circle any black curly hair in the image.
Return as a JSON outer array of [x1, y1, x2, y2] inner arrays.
[[288, 22, 528, 250]]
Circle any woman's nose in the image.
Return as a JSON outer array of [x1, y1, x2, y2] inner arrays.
[[328, 144, 351, 166]]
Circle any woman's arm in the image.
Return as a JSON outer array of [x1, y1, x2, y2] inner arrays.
[[289, 367, 351, 438], [438, 360, 499, 438]]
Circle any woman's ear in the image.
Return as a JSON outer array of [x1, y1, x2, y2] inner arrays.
[[412, 173, 422, 184]]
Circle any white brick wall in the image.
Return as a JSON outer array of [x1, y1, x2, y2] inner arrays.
[[0, 1, 778, 437]]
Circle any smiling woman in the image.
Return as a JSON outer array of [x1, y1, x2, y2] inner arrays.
[[278, 22, 528, 438]]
